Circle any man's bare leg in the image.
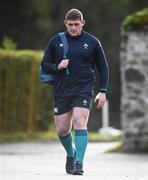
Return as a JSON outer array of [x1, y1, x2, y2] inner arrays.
[[55, 110, 75, 174], [72, 107, 90, 175], [72, 107, 90, 129], [54, 110, 72, 137]]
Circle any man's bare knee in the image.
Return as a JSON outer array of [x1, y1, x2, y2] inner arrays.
[[72, 107, 90, 129], [55, 111, 72, 137], [57, 128, 70, 137], [73, 117, 86, 129]]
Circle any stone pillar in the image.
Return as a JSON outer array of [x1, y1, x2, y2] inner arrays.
[[120, 29, 148, 152]]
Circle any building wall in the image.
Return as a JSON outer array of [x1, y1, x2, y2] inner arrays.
[[120, 29, 148, 152]]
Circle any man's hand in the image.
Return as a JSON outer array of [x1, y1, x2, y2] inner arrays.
[[94, 92, 106, 109], [58, 59, 69, 70]]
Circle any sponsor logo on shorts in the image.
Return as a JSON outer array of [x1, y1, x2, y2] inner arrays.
[[83, 99, 88, 106], [54, 108, 59, 113]]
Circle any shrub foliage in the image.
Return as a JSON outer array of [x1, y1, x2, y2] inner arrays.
[[0, 49, 54, 133]]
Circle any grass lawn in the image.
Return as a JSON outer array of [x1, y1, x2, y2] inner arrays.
[[0, 129, 121, 143]]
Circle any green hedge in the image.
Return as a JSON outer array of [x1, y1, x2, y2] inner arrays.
[[122, 8, 148, 30], [0, 49, 54, 133]]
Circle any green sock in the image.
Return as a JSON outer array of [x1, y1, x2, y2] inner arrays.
[[59, 132, 75, 157], [75, 129, 88, 164]]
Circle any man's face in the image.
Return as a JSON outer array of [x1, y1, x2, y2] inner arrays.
[[64, 19, 85, 37]]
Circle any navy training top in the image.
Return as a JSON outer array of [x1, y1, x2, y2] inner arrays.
[[41, 31, 109, 97]]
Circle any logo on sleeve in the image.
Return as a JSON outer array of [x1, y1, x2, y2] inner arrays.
[[59, 43, 63, 47]]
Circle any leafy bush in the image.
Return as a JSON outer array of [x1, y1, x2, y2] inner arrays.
[[0, 49, 54, 133], [1, 36, 18, 50], [122, 8, 148, 30]]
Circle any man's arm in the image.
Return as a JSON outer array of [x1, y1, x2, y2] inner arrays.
[[41, 38, 58, 74], [93, 40, 109, 108], [94, 40, 109, 93]]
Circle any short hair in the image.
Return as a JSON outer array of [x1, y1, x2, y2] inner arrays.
[[65, 9, 84, 21]]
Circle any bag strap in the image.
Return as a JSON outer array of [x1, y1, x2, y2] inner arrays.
[[58, 32, 69, 75]]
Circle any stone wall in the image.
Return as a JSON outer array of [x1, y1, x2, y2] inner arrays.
[[120, 29, 148, 152]]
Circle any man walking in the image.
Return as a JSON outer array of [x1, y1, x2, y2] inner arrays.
[[41, 8, 109, 175]]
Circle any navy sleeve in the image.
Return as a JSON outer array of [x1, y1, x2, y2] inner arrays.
[[40, 38, 58, 74], [93, 40, 109, 93]]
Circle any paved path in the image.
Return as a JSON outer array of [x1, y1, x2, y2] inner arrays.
[[0, 141, 148, 180]]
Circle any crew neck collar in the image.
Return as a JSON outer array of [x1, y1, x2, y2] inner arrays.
[[65, 31, 84, 38]]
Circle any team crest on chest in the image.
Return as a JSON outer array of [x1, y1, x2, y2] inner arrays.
[[83, 43, 88, 49]]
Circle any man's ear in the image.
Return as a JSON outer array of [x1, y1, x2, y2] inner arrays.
[[64, 20, 67, 26], [82, 20, 86, 26]]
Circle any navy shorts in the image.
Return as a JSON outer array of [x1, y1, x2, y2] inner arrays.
[[54, 94, 93, 115]]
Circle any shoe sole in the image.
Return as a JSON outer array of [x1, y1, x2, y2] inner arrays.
[[66, 170, 73, 174], [72, 170, 84, 175], [72, 172, 83, 175]]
